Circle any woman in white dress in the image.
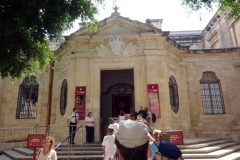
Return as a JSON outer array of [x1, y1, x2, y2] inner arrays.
[[36, 136, 57, 160]]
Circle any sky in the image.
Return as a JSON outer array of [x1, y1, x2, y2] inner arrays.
[[63, 0, 218, 35]]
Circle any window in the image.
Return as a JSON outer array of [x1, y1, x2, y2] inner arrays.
[[200, 72, 225, 114], [169, 76, 179, 113], [16, 76, 39, 119], [60, 79, 68, 116]]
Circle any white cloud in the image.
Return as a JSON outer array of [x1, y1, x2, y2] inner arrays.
[[63, 0, 218, 35]]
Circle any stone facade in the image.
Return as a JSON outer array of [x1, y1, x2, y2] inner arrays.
[[0, 10, 240, 143]]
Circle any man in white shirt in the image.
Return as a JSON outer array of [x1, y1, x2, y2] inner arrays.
[[67, 108, 79, 144], [102, 127, 116, 160]]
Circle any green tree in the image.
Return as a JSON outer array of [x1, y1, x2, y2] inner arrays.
[[181, 0, 240, 19], [0, 0, 104, 81]]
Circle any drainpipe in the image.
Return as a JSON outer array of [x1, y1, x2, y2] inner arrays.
[[45, 61, 54, 136]]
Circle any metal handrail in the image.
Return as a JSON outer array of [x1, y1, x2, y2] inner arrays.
[[54, 125, 83, 150]]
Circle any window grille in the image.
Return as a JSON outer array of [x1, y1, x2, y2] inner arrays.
[[169, 76, 179, 113], [16, 76, 39, 119], [60, 79, 68, 116], [200, 71, 225, 114]]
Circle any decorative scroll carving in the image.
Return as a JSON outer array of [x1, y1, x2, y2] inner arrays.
[[122, 40, 137, 56], [94, 37, 139, 57], [96, 44, 111, 57]]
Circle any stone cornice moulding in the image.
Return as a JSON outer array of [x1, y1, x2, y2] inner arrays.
[[166, 36, 190, 50], [179, 62, 187, 66], [188, 47, 240, 54], [69, 53, 90, 59]]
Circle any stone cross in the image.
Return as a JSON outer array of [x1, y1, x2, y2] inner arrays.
[[113, 6, 119, 13]]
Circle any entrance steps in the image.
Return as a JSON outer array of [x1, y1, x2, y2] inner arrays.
[[179, 138, 240, 159], [1, 138, 240, 160]]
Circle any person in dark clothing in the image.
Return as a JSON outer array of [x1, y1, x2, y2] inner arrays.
[[138, 105, 148, 120]]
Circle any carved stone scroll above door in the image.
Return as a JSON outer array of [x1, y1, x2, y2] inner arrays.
[[93, 37, 139, 57]]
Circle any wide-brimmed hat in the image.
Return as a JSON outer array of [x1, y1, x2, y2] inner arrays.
[[115, 120, 148, 148]]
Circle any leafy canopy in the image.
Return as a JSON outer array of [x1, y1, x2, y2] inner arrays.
[[0, 0, 105, 81], [181, 0, 240, 20]]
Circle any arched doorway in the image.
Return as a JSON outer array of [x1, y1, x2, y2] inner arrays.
[[100, 69, 134, 139]]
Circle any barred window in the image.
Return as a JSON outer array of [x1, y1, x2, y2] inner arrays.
[[200, 72, 225, 114], [169, 76, 179, 113], [16, 76, 39, 119], [60, 79, 68, 116]]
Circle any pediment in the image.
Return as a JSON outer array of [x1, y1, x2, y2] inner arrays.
[[70, 15, 154, 37]]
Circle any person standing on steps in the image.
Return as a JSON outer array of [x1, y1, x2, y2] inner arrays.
[[67, 108, 79, 144], [85, 112, 95, 143]]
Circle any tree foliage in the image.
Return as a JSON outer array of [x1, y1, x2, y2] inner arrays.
[[181, 0, 240, 20], [0, 0, 105, 81]]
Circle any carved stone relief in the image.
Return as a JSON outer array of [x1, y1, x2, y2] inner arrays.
[[92, 37, 141, 57]]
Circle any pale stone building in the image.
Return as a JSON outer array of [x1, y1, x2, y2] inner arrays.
[[0, 9, 240, 143]]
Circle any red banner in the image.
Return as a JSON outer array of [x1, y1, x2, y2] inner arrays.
[[75, 86, 86, 120], [27, 134, 44, 148], [147, 84, 161, 118]]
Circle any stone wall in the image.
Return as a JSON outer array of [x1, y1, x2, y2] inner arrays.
[[185, 52, 240, 140]]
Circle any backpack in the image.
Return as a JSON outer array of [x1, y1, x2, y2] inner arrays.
[[152, 112, 156, 123]]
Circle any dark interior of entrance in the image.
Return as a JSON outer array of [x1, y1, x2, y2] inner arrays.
[[100, 69, 134, 140]]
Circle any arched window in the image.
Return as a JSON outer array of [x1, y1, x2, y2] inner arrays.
[[16, 76, 39, 119], [169, 76, 179, 113], [200, 71, 225, 114], [60, 79, 68, 116]]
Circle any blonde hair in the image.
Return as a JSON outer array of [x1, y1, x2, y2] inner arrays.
[[158, 131, 171, 142], [43, 136, 55, 149], [153, 129, 161, 140], [125, 114, 130, 117]]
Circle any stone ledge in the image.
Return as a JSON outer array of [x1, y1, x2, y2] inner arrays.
[[200, 114, 232, 119], [188, 47, 240, 54]]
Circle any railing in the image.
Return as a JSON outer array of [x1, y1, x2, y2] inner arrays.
[[54, 125, 83, 160], [0, 124, 84, 154]]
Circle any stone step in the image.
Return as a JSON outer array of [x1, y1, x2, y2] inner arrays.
[[185, 150, 240, 160], [2, 150, 104, 160], [0, 154, 12, 160], [181, 142, 240, 153], [12, 147, 104, 156], [178, 139, 232, 149], [2, 150, 30, 160], [56, 147, 102, 151], [182, 145, 240, 159], [183, 138, 222, 145]]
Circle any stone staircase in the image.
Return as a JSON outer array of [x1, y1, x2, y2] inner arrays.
[[1, 138, 240, 160]]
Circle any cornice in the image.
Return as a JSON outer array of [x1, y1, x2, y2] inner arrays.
[[188, 47, 240, 54]]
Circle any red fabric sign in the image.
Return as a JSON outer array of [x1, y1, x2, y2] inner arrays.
[[75, 86, 86, 120], [166, 130, 183, 145], [147, 84, 161, 118], [27, 134, 44, 148]]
